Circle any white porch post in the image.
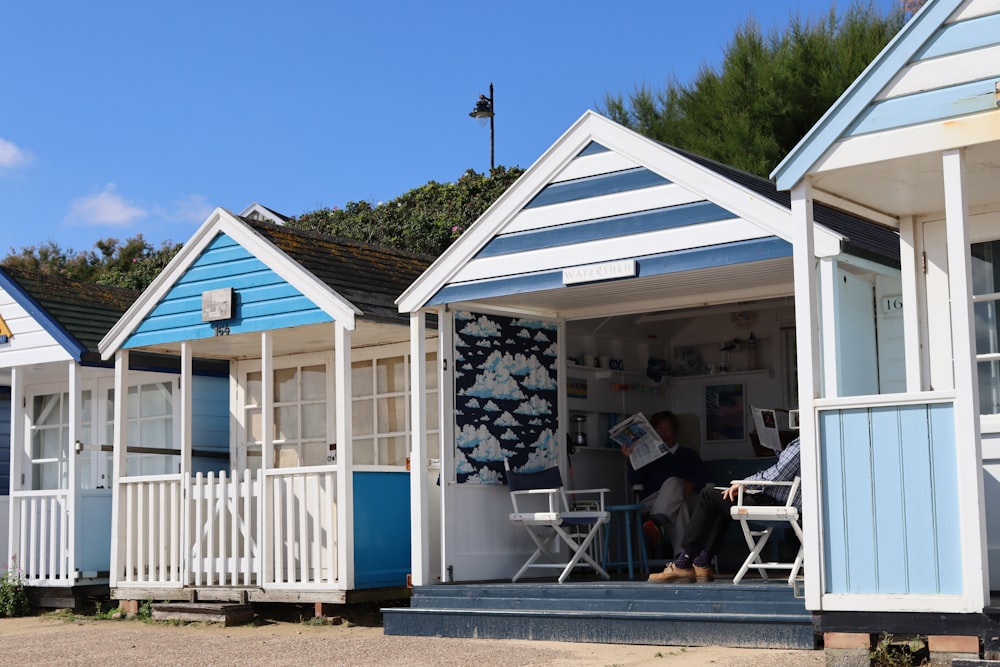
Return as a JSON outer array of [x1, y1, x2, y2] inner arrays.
[[334, 321, 354, 589], [67, 361, 80, 580], [8, 366, 24, 562], [818, 258, 839, 397], [942, 148, 988, 609], [791, 181, 823, 609], [437, 306, 455, 581], [260, 331, 273, 586], [179, 343, 193, 478], [409, 311, 429, 586], [109, 349, 129, 587], [898, 216, 925, 392]]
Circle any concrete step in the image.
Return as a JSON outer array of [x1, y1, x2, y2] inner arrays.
[[150, 602, 255, 626]]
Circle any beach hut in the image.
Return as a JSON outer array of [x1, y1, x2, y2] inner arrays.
[[97, 208, 436, 606], [0, 267, 228, 607], [394, 111, 899, 605], [772, 0, 1000, 656]]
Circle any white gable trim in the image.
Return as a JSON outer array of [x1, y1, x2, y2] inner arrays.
[[397, 111, 842, 313], [772, 0, 967, 189], [99, 208, 360, 358]]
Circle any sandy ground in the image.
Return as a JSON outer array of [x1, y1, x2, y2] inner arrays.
[[0, 614, 825, 667]]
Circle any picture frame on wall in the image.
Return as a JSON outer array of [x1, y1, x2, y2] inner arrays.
[[705, 382, 746, 442]]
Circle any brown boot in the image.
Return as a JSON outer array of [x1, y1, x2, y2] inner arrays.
[[648, 562, 696, 583], [693, 564, 715, 582]]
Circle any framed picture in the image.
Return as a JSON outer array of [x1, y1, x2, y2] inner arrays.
[[705, 382, 746, 442]]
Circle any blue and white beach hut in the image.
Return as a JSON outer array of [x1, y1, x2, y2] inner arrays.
[[396, 111, 901, 592], [773, 0, 1000, 650], [98, 208, 435, 606]]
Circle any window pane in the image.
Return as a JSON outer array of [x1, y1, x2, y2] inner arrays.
[[425, 391, 439, 430], [33, 462, 62, 490], [301, 442, 328, 467], [978, 360, 1000, 415], [275, 406, 299, 441], [353, 438, 375, 465], [33, 394, 63, 426], [301, 365, 326, 400], [424, 353, 438, 390], [274, 367, 298, 403], [377, 356, 406, 393], [275, 444, 300, 468], [352, 361, 373, 397], [353, 399, 373, 436], [127, 386, 139, 415], [302, 404, 326, 440], [378, 436, 407, 466], [426, 432, 440, 461], [247, 371, 262, 406], [247, 407, 262, 442], [141, 382, 172, 417], [975, 300, 1000, 355], [377, 396, 405, 432], [972, 241, 1000, 295], [140, 419, 171, 448], [32, 428, 63, 460]]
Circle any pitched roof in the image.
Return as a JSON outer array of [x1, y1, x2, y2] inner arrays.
[[0, 266, 139, 362], [242, 218, 435, 324], [670, 145, 900, 266]]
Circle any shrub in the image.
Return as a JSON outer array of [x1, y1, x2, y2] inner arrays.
[[0, 557, 32, 617]]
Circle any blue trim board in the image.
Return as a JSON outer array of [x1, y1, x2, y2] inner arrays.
[[475, 200, 731, 259], [525, 168, 670, 209], [846, 77, 1000, 137], [427, 236, 790, 306], [578, 141, 610, 156], [0, 269, 87, 362], [353, 470, 410, 588], [124, 232, 333, 349], [915, 11, 1000, 61]]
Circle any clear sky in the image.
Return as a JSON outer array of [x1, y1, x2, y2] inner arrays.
[[0, 1, 898, 255]]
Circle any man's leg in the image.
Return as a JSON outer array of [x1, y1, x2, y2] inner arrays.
[[649, 477, 689, 557]]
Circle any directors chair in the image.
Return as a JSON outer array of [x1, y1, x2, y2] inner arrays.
[[505, 460, 610, 583], [730, 475, 804, 585]]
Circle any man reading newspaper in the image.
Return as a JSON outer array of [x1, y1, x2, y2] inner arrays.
[[614, 411, 709, 558]]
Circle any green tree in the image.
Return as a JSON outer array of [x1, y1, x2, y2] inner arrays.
[[2, 235, 181, 290], [289, 166, 524, 256], [600, 1, 906, 176]]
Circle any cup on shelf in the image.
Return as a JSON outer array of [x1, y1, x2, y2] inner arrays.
[[599, 355, 610, 369], [584, 354, 598, 367]]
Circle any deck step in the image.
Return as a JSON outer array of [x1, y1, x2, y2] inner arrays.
[[150, 602, 254, 626], [383, 581, 814, 649]]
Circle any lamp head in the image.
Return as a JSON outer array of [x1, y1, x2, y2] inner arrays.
[[469, 94, 494, 118]]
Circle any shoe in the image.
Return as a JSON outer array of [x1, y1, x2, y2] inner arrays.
[[648, 562, 696, 583], [642, 519, 663, 546], [693, 564, 715, 582]]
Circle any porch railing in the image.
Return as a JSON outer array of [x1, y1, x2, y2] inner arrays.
[[10, 490, 71, 584], [116, 466, 338, 589], [262, 467, 338, 587]]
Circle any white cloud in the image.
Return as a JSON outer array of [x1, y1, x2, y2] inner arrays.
[[164, 194, 213, 224], [67, 183, 146, 226], [0, 138, 30, 168]]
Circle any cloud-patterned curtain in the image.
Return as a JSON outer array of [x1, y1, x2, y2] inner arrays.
[[453, 311, 559, 484]]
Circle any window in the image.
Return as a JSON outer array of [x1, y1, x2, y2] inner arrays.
[[972, 240, 1000, 415], [351, 352, 439, 468], [245, 363, 330, 469], [30, 392, 71, 490], [107, 381, 177, 476]]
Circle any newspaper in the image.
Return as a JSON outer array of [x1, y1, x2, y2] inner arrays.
[[607, 412, 668, 470], [752, 407, 784, 453]]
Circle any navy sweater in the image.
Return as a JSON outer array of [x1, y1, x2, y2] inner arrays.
[[631, 445, 710, 500]]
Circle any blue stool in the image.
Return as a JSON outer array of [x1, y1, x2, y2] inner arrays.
[[601, 503, 649, 579]]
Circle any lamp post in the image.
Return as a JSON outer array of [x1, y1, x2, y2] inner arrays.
[[469, 82, 495, 171]]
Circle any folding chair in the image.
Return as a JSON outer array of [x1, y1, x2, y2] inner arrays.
[[505, 460, 611, 583], [729, 476, 804, 585]]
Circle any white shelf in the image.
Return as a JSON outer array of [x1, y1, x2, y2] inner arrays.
[[668, 369, 770, 381]]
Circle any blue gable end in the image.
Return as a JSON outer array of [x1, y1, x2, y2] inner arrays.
[[124, 233, 333, 349]]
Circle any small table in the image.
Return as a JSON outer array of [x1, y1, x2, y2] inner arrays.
[[601, 503, 649, 580]]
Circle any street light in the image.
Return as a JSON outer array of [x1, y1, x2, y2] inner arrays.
[[468, 82, 494, 171]]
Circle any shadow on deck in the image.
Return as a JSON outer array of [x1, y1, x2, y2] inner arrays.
[[382, 574, 815, 649]]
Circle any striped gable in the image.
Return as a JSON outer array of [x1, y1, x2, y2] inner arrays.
[[123, 232, 332, 349], [399, 111, 898, 314], [773, 0, 1000, 189]]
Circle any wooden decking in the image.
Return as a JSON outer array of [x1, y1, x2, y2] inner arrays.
[[383, 576, 814, 649]]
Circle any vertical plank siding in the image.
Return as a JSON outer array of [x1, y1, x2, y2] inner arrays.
[[123, 233, 332, 350], [819, 401, 959, 595]]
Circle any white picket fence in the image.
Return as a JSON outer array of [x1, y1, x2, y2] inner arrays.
[[10, 490, 72, 584], [117, 467, 338, 589]]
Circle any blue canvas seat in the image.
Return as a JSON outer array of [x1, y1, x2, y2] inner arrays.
[[505, 460, 611, 583]]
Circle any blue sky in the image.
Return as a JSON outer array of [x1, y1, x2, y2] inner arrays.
[[0, 1, 898, 256]]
